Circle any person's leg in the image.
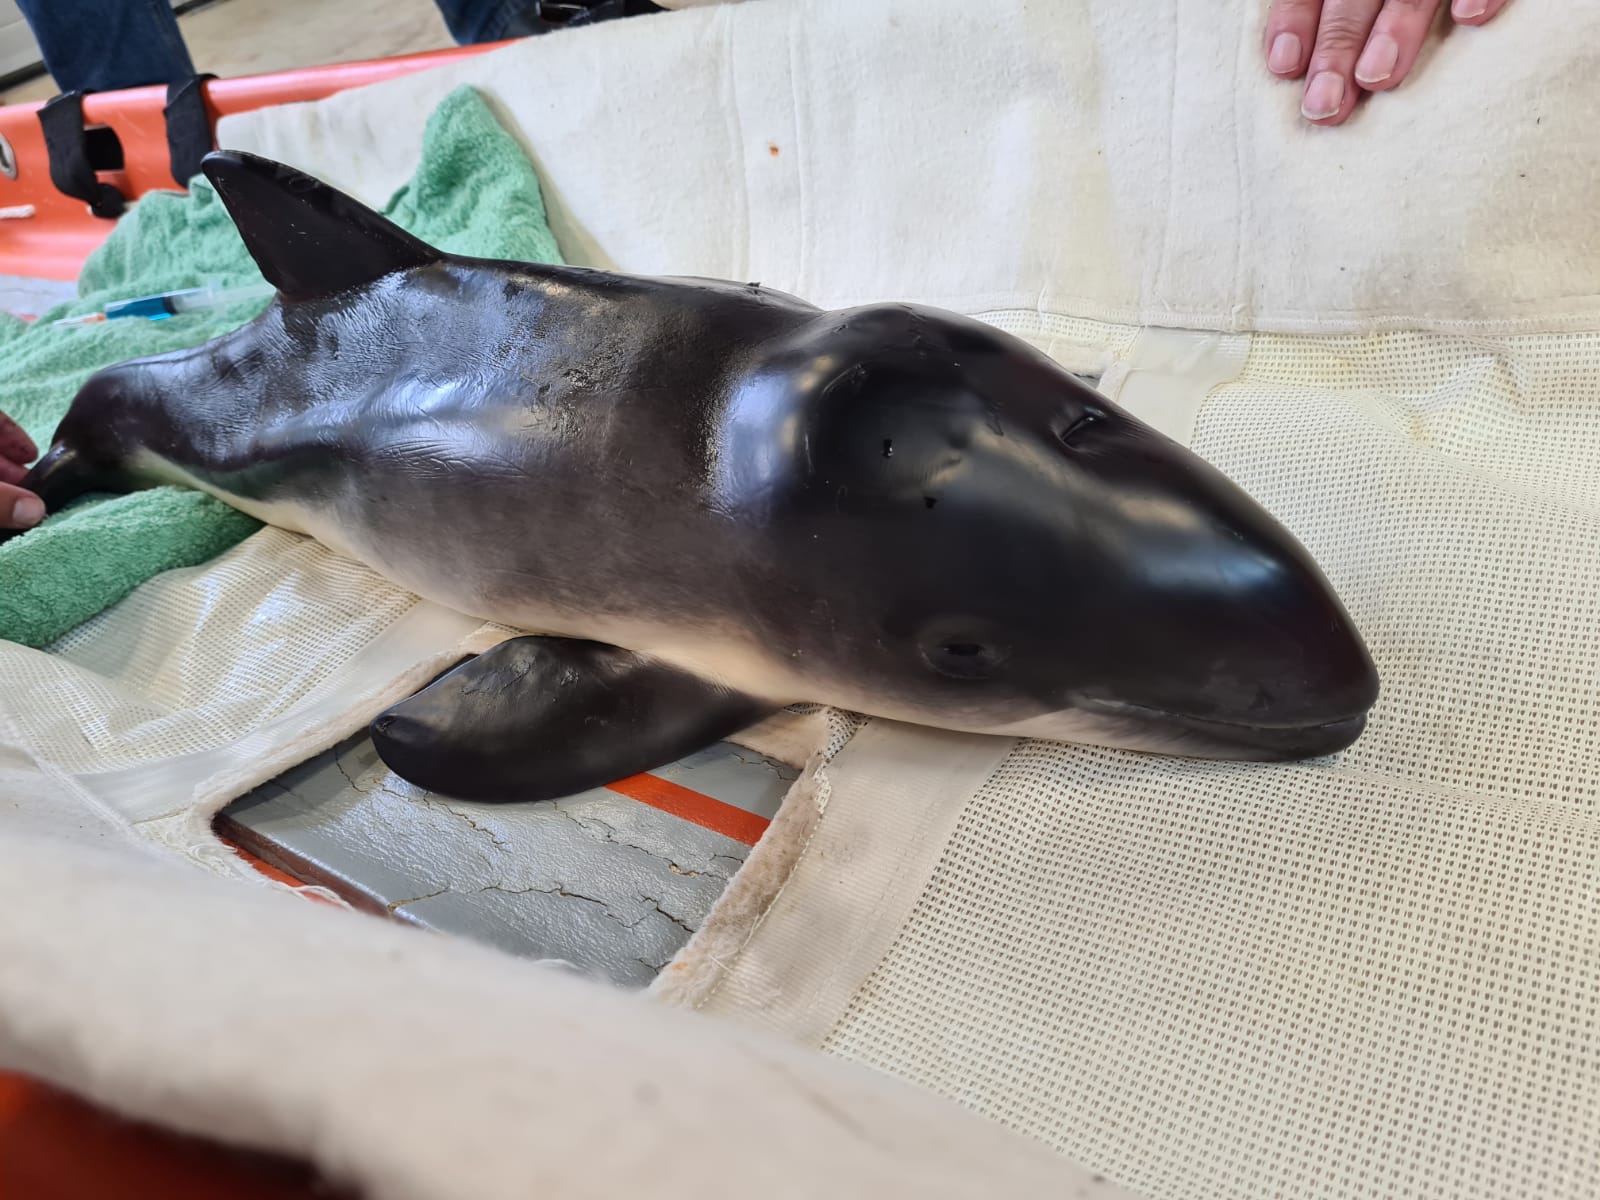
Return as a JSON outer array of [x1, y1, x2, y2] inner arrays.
[[432, 0, 661, 46], [14, 0, 196, 93], [431, 0, 531, 44]]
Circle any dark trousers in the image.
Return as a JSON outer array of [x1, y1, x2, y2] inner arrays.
[[11, 0, 590, 94]]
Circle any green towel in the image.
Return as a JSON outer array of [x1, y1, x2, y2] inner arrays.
[[0, 85, 564, 649]]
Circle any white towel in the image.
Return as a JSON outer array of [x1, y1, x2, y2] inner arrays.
[[220, 0, 1600, 336]]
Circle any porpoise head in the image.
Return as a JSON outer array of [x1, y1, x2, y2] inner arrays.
[[718, 304, 1378, 760]]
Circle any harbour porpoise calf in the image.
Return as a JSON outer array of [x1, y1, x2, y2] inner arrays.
[[17, 151, 1378, 802]]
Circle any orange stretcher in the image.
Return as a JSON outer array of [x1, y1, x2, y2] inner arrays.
[[0, 43, 503, 1200], [0, 42, 502, 281]]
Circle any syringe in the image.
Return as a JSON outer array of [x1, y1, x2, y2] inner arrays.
[[51, 280, 276, 326]]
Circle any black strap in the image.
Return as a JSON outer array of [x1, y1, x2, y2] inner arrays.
[[164, 74, 217, 186], [37, 91, 125, 219]]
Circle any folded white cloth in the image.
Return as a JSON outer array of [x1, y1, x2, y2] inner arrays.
[[0, 830, 1125, 1200]]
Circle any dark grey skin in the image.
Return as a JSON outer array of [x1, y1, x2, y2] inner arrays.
[[18, 151, 1379, 802]]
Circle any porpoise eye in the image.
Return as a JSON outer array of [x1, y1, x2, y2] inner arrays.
[[922, 637, 1009, 680], [1056, 411, 1100, 448]]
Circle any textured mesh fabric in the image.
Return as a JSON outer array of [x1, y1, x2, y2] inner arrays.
[[0, 529, 485, 831], [818, 330, 1600, 1200], [18, 532, 415, 774]]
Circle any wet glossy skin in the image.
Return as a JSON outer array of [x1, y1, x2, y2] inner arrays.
[[21, 151, 1378, 798]]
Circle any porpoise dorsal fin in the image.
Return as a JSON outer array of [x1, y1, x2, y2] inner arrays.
[[200, 149, 440, 301]]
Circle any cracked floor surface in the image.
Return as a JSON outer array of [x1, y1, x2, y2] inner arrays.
[[217, 735, 797, 988]]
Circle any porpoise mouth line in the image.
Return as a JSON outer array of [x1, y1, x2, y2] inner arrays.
[[1076, 697, 1369, 740]]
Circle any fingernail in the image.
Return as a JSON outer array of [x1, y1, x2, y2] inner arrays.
[[1302, 71, 1346, 120], [1355, 33, 1399, 84], [11, 496, 44, 528], [1268, 32, 1302, 74], [1453, 0, 1487, 18]]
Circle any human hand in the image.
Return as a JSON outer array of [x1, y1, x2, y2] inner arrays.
[[1265, 0, 1511, 126], [0, 413, 44, 530]]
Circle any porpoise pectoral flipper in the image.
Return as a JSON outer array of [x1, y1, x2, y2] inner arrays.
[[368, 636, 776, 804]]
